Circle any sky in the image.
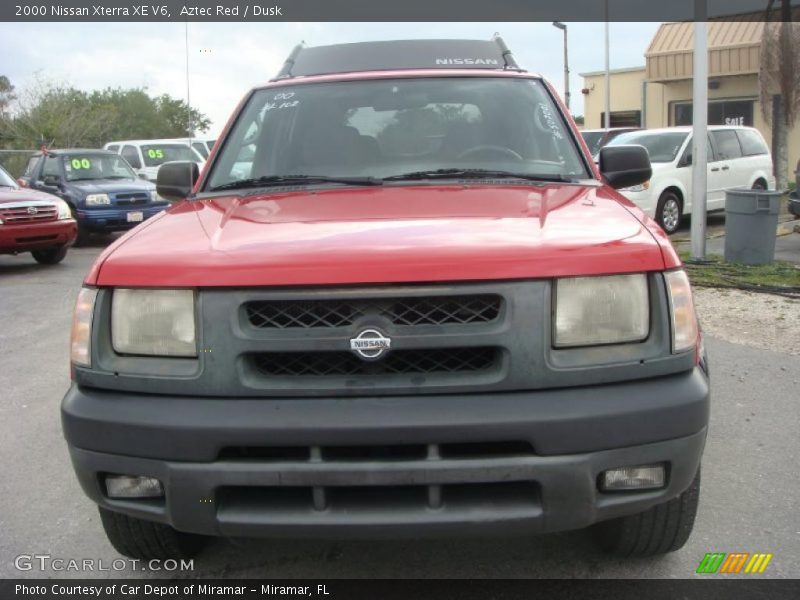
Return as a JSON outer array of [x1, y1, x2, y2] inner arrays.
[[0, 22, 661, 137]]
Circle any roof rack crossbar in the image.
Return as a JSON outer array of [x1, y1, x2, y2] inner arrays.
[[270, 37, 525, 80]]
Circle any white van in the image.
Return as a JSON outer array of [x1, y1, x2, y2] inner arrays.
[[606, 126, 774, 233], [103, 139, 206, 182]]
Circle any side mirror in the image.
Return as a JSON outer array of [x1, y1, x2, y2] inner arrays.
[[42, 174, 61, 187], [138, 173, 149, 180], [598, 145, 652, 190], [156, 161, 199, 202]]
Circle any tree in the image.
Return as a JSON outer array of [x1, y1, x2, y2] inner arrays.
[[0, 75, 15, 114], [759, 0, 800, 190]]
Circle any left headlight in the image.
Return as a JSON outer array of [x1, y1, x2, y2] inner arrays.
[[85, 193, 110, 206], [621, 181, 650, 193], [111, 289, 197, 357], [554, 274, 649, 347], [55, 200, 72, 220]]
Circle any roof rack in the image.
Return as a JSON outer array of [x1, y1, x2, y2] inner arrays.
[[273, 36, 523, 80]]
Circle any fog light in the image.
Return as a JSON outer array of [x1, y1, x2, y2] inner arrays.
[[105, 475, 164, 498], [600, 464, 666, 491]]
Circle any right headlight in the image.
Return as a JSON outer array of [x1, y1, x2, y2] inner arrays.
[[85, 193, 110, 206], [664, 270, 698, 354], [554, 273, 649, 347], [111, 289, 197, 357]]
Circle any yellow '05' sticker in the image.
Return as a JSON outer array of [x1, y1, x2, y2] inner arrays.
[[147, 149, 165, 159]]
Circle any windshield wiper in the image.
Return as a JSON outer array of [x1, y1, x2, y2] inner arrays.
[[382, 168, 578, 183], [208, 174, 382, 192]]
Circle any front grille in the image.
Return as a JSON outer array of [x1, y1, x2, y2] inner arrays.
[[251, 347, 498, 377], [245, 295, 502, 329], [115, 192, 150, 206], [0, 205, 58, 224]]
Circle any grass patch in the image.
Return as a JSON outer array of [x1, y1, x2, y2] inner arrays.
[[679, 252, 800, 295]]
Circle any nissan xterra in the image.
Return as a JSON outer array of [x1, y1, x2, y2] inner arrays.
[[62, 38, 709, 561]]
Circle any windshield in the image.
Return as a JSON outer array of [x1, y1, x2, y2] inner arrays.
[[63, 154, 137, 181], [141, 144, 199, 166], [580, 131, 605, 156], [0, 164, 17, 187], [206, 77, 589, 189], [607, 131, 689, 163]]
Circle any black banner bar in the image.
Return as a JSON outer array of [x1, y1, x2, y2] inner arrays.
[[3, 579, 800, 600], [1, 0, 799, 22]]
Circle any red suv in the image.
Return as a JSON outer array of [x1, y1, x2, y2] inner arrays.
[[63, 38, 709, 561], [0, 163, 77, 264]]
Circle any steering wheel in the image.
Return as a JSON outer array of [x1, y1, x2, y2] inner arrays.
[[457, 145, 524, 162]]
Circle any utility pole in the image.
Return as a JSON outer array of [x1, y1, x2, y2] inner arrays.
[[604, 1, 610, 130], [552, 22, 570, 110], [691, 1, 708, 260]]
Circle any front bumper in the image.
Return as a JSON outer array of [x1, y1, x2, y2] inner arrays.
[[62, 367, 709, 538], [76, 204, 167, 232], [0, 219, 77, 252]]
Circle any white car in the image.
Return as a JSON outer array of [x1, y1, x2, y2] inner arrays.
[[606, 126, 774, 234], [103, 139, 206, 182]]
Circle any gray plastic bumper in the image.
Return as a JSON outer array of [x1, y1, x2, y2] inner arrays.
[[62, 367, 709, 537]]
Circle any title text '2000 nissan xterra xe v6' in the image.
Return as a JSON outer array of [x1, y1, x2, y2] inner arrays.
[[63, 38, 709, 561]]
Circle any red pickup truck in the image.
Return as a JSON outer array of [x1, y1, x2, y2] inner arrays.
[[63, 38, 709, 562], [0, 163, 76, 264]]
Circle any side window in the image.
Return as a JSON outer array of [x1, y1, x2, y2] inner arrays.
[[192, 142, 209, 158], [121, 145, 141, 169], [679, 134, 716, 166], [23, 156, 40, 177], [736, 129, 769, 156], [710, 130, 743, 161], [42, 156, 61, 178]]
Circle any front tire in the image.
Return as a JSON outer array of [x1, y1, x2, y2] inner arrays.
[[656, 190, 683, 234], [593, 469, 700, 557], [99, 507, 205, 560], [31, 245, 68, 265]]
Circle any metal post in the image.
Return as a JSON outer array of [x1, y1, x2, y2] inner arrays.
[[604, 3, 610, 130], [691, 11, 708, 260], [552, 22, 570, 111]]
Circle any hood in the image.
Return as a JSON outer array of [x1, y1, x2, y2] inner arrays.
[[0, 186, 61, 205], [91, 184, 667, 287], [68, 178, 154, 194]]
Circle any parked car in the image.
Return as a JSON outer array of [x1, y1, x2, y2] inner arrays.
[[63, 38, 708, 561], [606, 126, 774, 234], [789, 159, 800, 218], [103, 139, 205, 182], [19, 149, 169, 245], [580, 127, 640, 156], [0, 163, 76, 264]]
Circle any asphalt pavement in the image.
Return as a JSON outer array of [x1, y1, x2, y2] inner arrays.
[[1, 239, 798, 579]]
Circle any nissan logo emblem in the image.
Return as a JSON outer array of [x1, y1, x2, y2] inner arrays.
[[349, 329, 392, 360]]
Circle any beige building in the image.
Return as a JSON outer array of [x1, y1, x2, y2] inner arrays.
[[580, 21, 798, 180]]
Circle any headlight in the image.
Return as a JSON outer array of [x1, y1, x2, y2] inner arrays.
[[55, 200, 72, 220], [112, 289, 197, 356], [71, 288, 98, 367], [554, 274, 649, 347], [664, 270, 698, 353], [85, 193, 110, 206], [621, 181, 650, 192]]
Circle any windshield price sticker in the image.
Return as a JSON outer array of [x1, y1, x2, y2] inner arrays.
[[70, 158, 92, 170], [147, 149, 165, 159]]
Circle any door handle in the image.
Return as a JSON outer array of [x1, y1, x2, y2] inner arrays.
[[721, 165, 730, 171], [710, 167, 720, 172]]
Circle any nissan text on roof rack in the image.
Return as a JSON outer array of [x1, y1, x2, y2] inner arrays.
[[62, 37, 709, 561]]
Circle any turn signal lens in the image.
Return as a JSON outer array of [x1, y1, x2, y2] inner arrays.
[[665, 270, 698, 354], [601, 464, 666, 491], [70, 288, 98, 367]]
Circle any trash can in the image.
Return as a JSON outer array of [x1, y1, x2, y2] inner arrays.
[[724, 188, 782, 265]]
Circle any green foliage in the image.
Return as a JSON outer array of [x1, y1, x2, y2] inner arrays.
[[0, 76, 210, 152]]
